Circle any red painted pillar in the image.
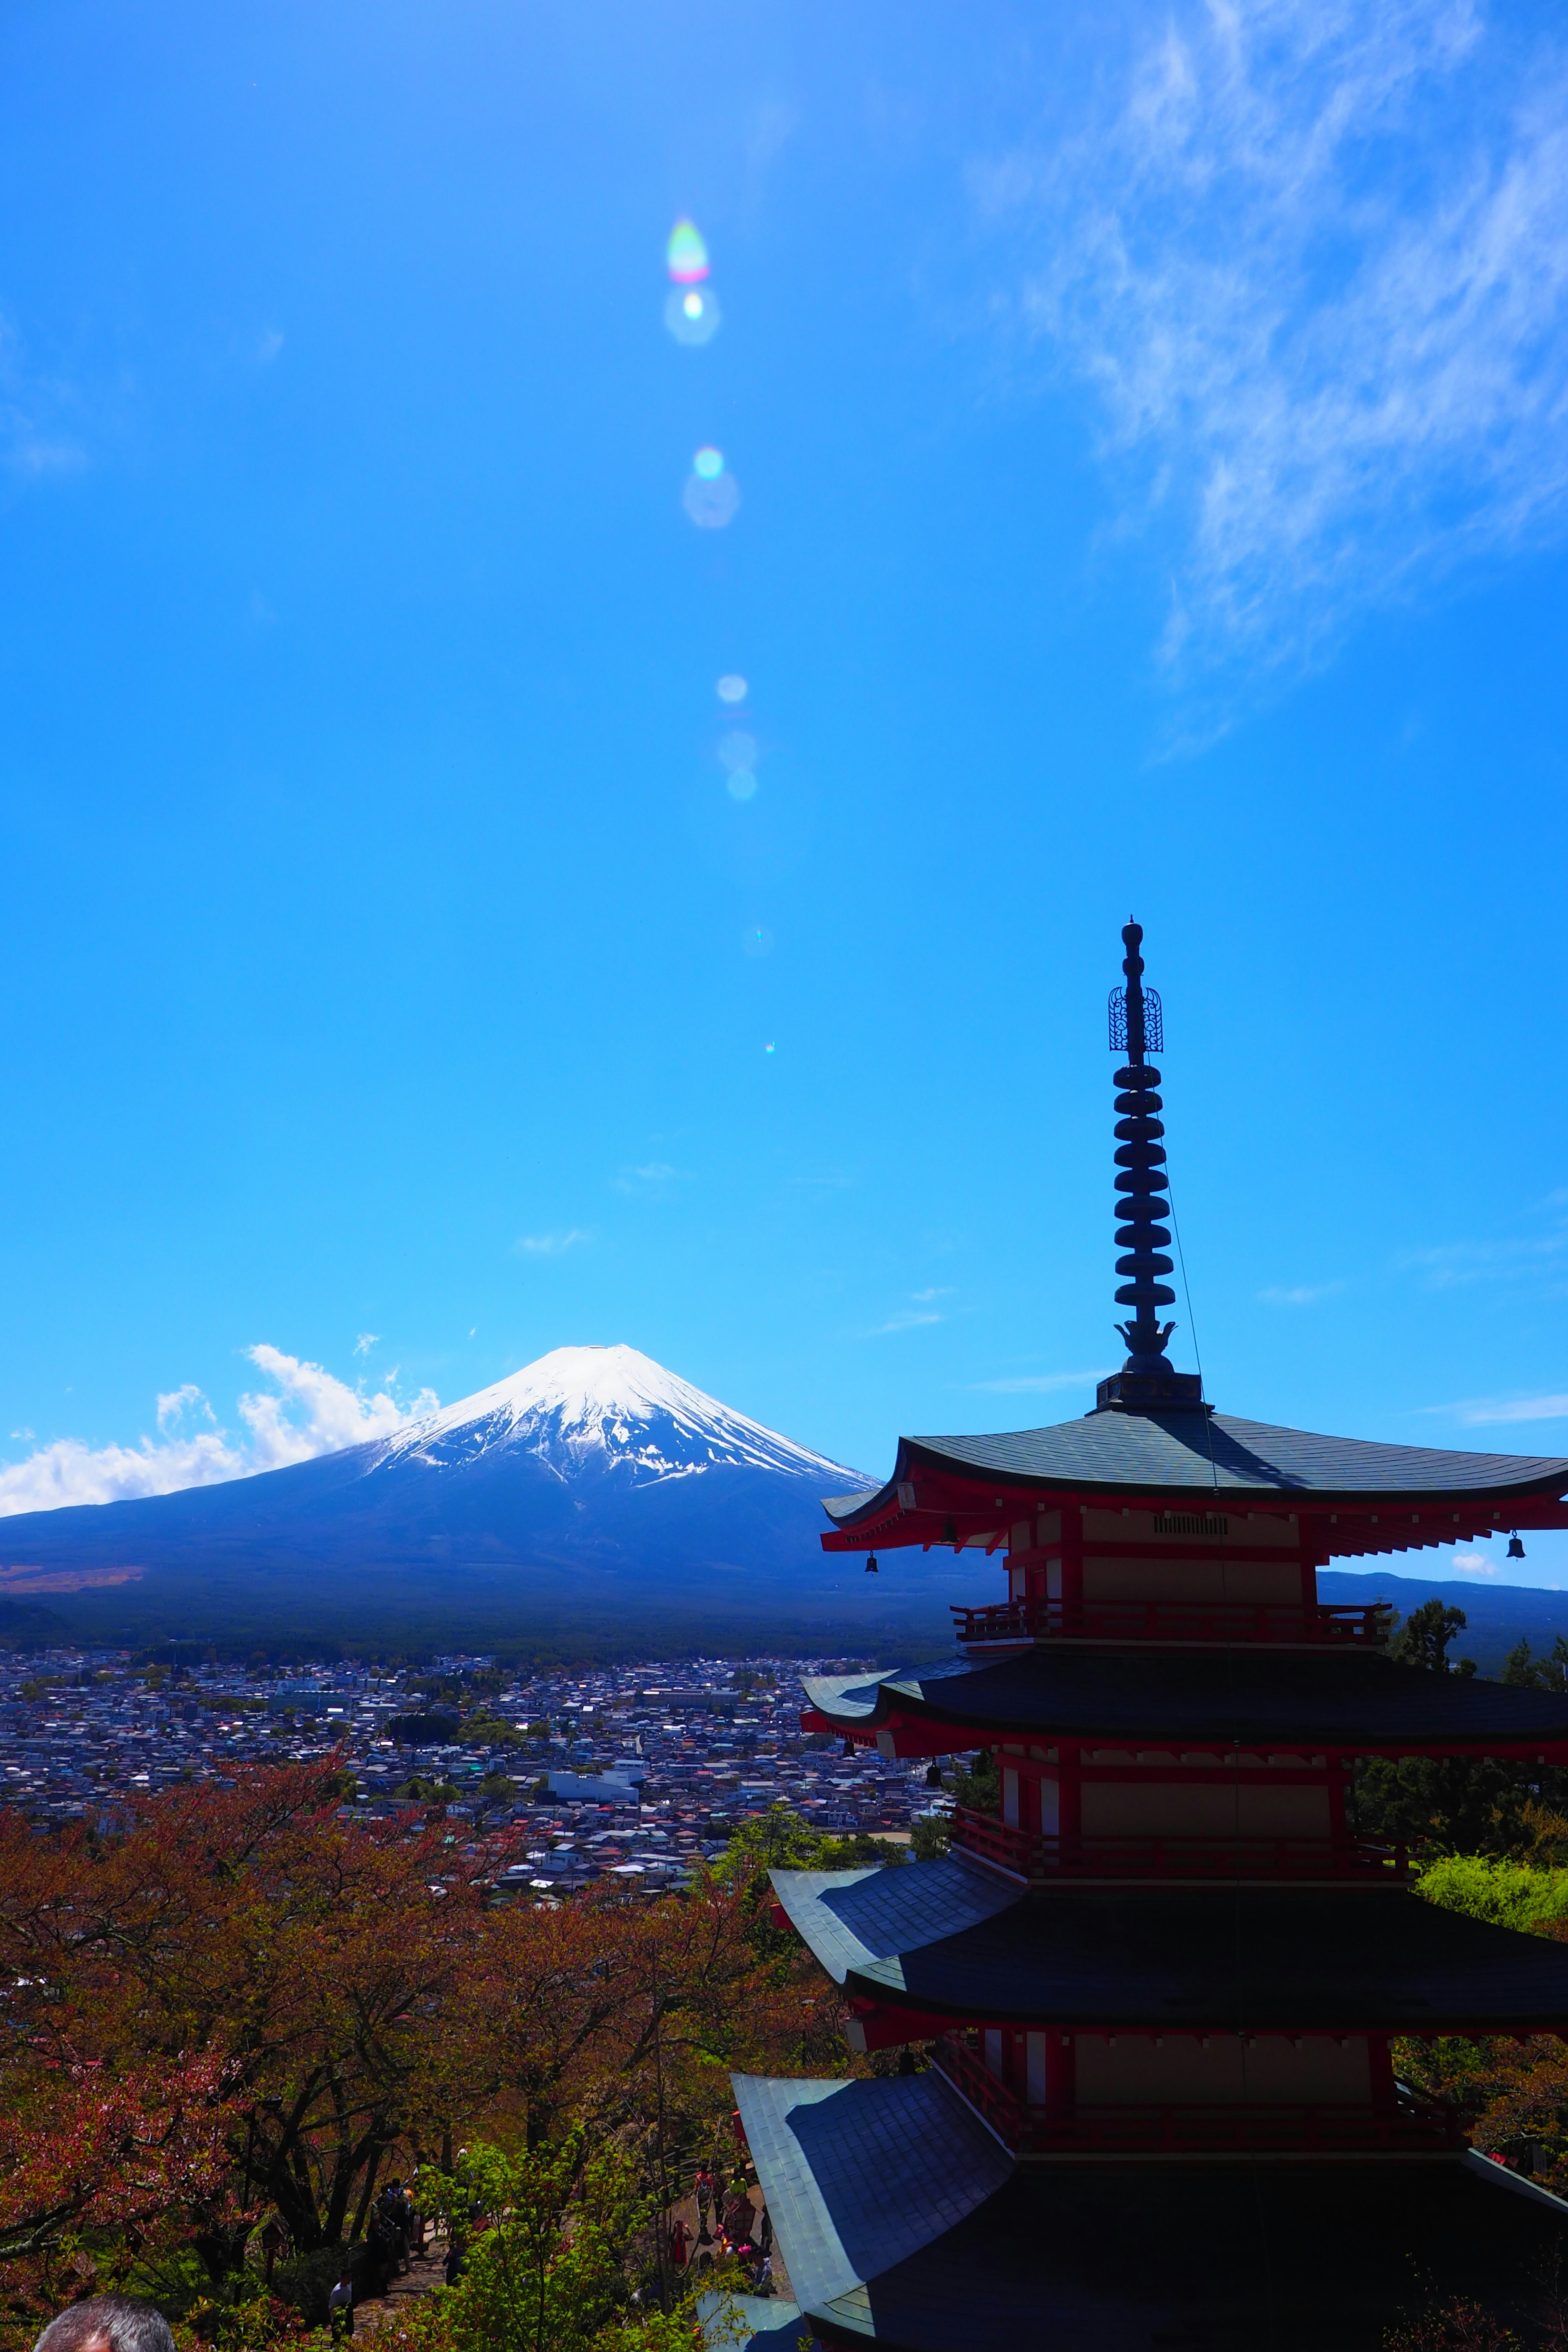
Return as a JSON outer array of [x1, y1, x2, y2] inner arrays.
[[1058, 1744, 1082, 1870]]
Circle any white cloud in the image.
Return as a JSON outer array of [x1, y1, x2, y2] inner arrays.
[[353, 1332, 379, 1357], [236, 1345, 434, 1470], [1258, 1281, 1345, 1306], [613, 1164, 683, 1193], [0, 1346, 440, 1518], [1452, 1547, 1499, 1574], [976, 0, 1568, 685], [0, 317, 87, 483], [1435, 1392, 1568, 1425], [870, 1311, 944, 1336], [514, 1230, 592, 1256], [155, 1383, 213, 1432], [1400, 1229, 1568, 1288]]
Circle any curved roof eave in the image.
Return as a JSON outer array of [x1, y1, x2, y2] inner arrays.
[[822, 1413, 1568, 1529]]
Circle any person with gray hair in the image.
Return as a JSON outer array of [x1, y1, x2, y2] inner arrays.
[[32, 2294, 176, 2352]]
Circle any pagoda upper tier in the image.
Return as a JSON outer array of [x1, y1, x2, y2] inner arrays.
[[820, 1407, 1568, 1564]]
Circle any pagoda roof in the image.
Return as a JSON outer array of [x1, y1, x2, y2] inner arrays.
[[822, 1407, 1568, 1560], [770, 1863, 1568, 2032], [770, 1855, 1019, 1982], [734, 2067, 1568, 2350], [800, 1649, 1568, 1758]]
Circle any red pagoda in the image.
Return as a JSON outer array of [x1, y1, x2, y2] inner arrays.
[[732, 925, 1568, 2350]]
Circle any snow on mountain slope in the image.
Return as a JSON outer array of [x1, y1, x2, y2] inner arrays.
[[372, 1344, 865, 1490]]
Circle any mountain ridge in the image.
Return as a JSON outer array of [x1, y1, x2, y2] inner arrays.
[[0, 1344, 991, 1655]]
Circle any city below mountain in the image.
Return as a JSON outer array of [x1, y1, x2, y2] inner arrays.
[[0, 1345, 998, 1656]]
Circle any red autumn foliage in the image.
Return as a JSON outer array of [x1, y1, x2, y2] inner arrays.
[[0, 1762, 833, 2337]]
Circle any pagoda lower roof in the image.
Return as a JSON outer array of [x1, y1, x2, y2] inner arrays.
[[801, 1649, 1568, 1757], [821, 1406, 1568, 1560], [769, 1861, 1568, 2031], [734, 2068, 1568, 2351]]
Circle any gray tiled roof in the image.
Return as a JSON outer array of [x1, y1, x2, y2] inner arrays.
[[732, 2071, 1012, 2319], [845, 1883, 1568, 2031], [725, 2109, 1568, 2351], [806, 1647, 1568, 1753], [825, 1408, 1568, 1520], [770, 1857, 1022, 1983]]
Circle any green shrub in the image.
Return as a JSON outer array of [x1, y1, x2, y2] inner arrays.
[[1415, 1852, 1568, 1934]]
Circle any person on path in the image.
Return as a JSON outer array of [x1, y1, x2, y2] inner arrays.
[[327, 2271, 355, 2342], [668, 2215, 690, 2271], [758, 2203, 772, 2258], [694, 2169, 713, 2245]]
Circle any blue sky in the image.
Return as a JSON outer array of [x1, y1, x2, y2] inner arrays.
[[4, 0, 1568, 1589]]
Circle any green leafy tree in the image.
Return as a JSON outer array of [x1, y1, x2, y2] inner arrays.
[[947, 1751, 1000, 1817], [1358, 1606, 1531, 1856], [368, 2139, 737, 2352]]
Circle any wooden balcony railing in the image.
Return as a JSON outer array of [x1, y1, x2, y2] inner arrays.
[[951, 1598, 1391, 1648], [931, 2035, 1460, 2156], [950, 1805, 1411, 1885]]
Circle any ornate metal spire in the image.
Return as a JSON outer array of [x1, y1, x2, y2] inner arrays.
[[1096, 922, 1204, 1412]]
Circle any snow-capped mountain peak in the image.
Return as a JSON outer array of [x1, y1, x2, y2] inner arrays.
[[374, 1343, 862, 1489]]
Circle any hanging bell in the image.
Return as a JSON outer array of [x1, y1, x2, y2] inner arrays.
[[1508, 1531, 1526, 1560], [865, 1553, 880, 1574]]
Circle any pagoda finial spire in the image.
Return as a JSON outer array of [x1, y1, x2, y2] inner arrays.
[[1098, 922, 1204, 1412]]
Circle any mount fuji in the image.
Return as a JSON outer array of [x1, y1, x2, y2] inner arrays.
[[0, 1346, 996, 1656]]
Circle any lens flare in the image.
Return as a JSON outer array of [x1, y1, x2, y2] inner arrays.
[[744, 927, 775, 958], [718, 729, 757, 771], [726, 770, 758, 801], [693, 446, 724, 479], [682, 469, 740, 528], [763, 1040, 776, 1054], [716, 675, 747, 703], [666, 218, 710, 283], [664, 285, 720, 346]]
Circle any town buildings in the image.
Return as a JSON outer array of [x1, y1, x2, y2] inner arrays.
[[0, 1646, 935, 1890]]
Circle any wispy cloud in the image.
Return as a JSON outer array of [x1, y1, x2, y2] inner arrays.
[[0, 1347, 439, 1518], [514, 1230, 592, 1256], [155, 1383, 212, 1432], [1258, 1281, 1345, 1307], [1452, 1547, 1499, 1574], [965, 1369, 1111, 1394], [869, 1286, 958, 1336], [974, 0, 1568, 689], [353, 1332, 379, 1358], [612, 1163, 683, 1194], [1399, 1229, 1568, 1288], [0, 317, 88, 485], [1430, 1392, 1568, 1425]]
